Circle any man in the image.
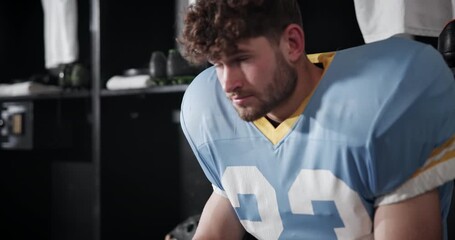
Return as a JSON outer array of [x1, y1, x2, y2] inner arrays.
[[177, 0, 455, 239]]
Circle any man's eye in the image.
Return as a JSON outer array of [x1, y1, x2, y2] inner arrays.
[[236, 56, 249, 62], [213, 62, 222, 68]]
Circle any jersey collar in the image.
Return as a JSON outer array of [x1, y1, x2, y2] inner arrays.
[[252, 52, 335, 145]]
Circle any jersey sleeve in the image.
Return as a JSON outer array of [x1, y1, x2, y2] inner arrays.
[[179, 66, 226, 193], [366, 44, 455, 205]]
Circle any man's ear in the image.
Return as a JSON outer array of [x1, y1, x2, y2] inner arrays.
[[282, 24, 305, 62]]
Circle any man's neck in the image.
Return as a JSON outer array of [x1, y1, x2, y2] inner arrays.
[[265, 115, 281, 128]]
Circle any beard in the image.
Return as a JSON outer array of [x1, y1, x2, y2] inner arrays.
[[232, 52, 298, 122]]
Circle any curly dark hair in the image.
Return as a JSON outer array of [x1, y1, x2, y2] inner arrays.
[[177, 0, 303, 65]]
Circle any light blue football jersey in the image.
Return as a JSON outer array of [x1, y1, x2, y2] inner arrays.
[[180, 37, 455, 239]]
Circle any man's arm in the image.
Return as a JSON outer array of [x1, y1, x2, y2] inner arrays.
[[374, 189, 442, 239], [193, 192, 245, 240]]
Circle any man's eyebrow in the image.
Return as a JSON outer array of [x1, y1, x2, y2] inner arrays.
[[228, 49, 252, 59], [235, 46, 251, 54], [208, 47, 252, 64]]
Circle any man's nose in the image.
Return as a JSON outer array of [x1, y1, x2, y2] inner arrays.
[[220, 66, 242, 93]]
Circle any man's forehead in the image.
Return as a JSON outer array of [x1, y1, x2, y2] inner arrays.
[[208, 37, 269, 62]]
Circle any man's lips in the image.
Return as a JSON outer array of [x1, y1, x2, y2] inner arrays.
[[230, 94, 253, 106]]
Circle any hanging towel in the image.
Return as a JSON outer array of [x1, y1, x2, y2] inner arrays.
[[354, 0, 455, 43], [41, 0, 79, 69]]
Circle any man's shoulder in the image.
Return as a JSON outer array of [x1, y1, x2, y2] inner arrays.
[[330, 36, 449, 90], [185, 66, 218, 95], [340, 36, 442, 64], [179, 66, 248, 148], [181, 66, 220, 110], [180, 65, 236, 134], [350, 36, 430, 53]]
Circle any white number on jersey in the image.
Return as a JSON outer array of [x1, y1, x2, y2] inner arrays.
[[222, 167, 372, 239]]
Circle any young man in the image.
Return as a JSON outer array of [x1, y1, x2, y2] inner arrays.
[[177, 0, 455, 239]]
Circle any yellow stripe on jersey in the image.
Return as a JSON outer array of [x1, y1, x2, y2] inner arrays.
[[308, 52, 336, 66], [253, 95, 308, 145], [376, 135, 455, 206], [412, 135, 455, 178]]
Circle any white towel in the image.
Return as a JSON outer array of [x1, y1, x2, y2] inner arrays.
[[41, 0, 79, 69], [0, 81, 61, 97], [354, 0, 455, 43], [106, 75, 153, 90]]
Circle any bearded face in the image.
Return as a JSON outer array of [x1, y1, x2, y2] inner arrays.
[[229, 49, 298, 122]]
